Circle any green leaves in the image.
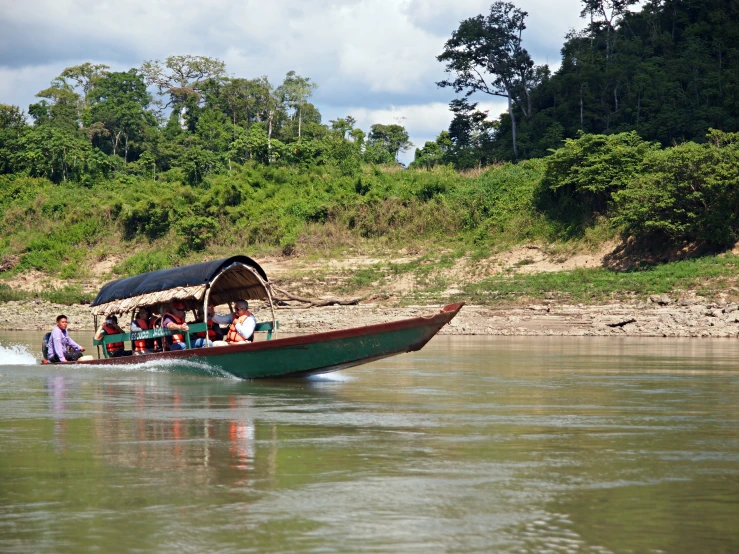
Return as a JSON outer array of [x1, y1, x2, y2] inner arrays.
[[537, 132, 658, 236], [613, 132, 739, 246]]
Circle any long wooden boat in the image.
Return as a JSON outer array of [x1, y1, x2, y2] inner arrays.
[[64, 256, 462, 379]]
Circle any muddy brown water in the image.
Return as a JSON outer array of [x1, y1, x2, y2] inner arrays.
[[0, 331, 738, 553]]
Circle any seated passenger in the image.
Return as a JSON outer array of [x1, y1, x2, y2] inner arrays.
[[94, 315, 132, 357], [193, 304, 226, 348], [131, 307, 155, 355], [225, 299, 257, 344], [148, 307, 163, 352], [163, 301, 189, 351]]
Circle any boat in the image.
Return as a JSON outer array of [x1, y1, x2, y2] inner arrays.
[[59, 256, 463, 378]]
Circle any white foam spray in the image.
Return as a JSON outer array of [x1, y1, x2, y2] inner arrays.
[[81, 357, 239, 379], [0, 344, 38, 365]]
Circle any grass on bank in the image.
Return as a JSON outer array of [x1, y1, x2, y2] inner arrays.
[[0, 283, 94, 305], [460, 253, 739, 304], [333, 249, 739, 305]]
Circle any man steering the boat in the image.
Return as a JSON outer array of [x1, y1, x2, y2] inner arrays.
[[47, 314, 86, 363], [225, 299, 256, 343]]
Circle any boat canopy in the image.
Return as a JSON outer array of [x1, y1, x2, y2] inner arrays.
[[90, 256, 271, 316]]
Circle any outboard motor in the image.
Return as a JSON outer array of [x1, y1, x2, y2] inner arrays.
[[41, 331, 52, 363]]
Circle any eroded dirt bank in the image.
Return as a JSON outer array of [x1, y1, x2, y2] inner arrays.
[[3, 244, 739, 339], [3, 295, 739, 339]]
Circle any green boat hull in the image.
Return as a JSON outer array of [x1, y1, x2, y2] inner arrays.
[[75, 303, 464, 379]]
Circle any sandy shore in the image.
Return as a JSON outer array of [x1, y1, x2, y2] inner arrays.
[[2, 295, 739, 339]]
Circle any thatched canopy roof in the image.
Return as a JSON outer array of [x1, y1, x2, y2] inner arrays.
[[90, 256, 270, 316]]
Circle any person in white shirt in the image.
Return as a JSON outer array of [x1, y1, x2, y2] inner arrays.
[[224, 299, 257, 343]]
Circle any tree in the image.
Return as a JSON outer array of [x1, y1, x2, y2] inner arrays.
[[437, 1, 544, 159], [0, 104, 27, 174], [12, 125, 105, 183], [411, 131, 454, 169], [141, 55, 226, 127], [276, 71, 317, 140], [57, 63, 111, 108], [580, 0, 640, 60], [447, 98, 497, 167], [367, 123, 412, 162], [84, 70, 156, 162], [330, 116, 357, 138], [30, 81, 81, 131]]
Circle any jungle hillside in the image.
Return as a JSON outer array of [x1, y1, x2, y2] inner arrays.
[[1, 0, 739, 307]]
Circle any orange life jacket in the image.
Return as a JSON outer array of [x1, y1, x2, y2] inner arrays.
[[226, 312, 254, 343], [164, 312, 185, 344], [148, 316, 163, 351], [196, 318, 217, 340], [133, 317, 151, 353], [103, 323, 124, 354]]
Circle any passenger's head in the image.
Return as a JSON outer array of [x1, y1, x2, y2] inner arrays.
[[56, 314, 67, 323], [136, 307, 149, 319], [105, 315, 118, 325], [171, 301, 186, 315], [56, 314, 68, 329], [234, 299, 249, 314]]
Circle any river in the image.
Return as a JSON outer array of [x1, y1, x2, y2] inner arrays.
[[0, 331, 738, 553]]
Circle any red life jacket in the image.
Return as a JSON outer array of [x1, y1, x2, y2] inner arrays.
[[133, 317, 151, 353], [226, 312, 254, 343], [196, 318, 217, 340], [103, 323, 124, 354], [164, 312, 185, 344]]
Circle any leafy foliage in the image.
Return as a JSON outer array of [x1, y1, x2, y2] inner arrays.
[[613, 131, 739, 247], [429, 0, 739, 166], [537, 132, 659, 236]]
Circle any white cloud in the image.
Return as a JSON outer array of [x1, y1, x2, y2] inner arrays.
[[0, 63, 67, 111]]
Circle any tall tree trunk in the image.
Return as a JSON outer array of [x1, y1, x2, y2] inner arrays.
[[508, 95, 518, 159], [112, 131, 121, 157], [179, 106, 187, 129], [614, 86, 618, 113], [298, 106, 302, 140], [580, 83, 585, 128], [268, 111, 273, 157]]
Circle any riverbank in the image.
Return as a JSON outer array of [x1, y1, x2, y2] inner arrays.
[[3, 294, 739, 338]]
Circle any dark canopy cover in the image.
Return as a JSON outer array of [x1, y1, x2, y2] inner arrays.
[[91, 256, 268, 307]]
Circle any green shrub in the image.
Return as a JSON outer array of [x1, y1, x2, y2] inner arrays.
[[0, 283, 24, 302], [113, 250, 175, 277], [41, 285, 95, 305], [536, 132, 659, 237], [176, 215, 218, 253], [613, 131, 739, 247]]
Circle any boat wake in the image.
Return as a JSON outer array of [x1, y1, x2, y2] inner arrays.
[[83, 357, 240, 379], [0, 344, 38, 365], [308, 372, 354, 383]]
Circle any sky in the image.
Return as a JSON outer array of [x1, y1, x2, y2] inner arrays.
[[0, 0, 587, 164]]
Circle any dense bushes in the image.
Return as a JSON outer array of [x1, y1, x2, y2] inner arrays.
[[613, 132, 739, 247], [538, 130, 739, 248], [537, 132, 659, 237], [2, 131, 739, 282]]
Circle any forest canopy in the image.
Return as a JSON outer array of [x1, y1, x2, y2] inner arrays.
[[427, 0, 739, 168]]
